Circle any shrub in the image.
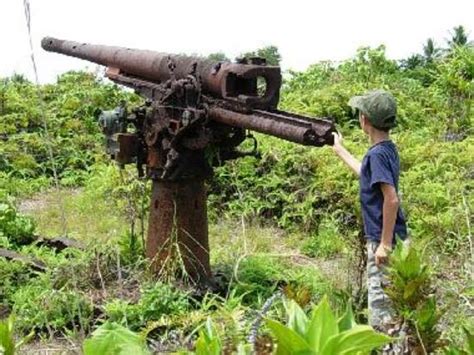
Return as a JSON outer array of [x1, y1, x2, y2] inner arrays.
[[386, 242, 443, 352], [0, 198, 36, 247], [11, 279, 93, 335], [265, 296, 391, 354], [229, 255, 331, 306], [105, 282, 190, 330], [302, 216, 346, 258]]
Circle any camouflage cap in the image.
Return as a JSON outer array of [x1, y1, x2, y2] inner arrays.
[[348, 89, 397, 129]]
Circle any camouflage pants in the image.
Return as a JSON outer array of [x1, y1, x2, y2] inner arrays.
[[367, 241, 409, 354], [367, 240, 394, 330]]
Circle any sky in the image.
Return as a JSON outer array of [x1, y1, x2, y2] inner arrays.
[[1, 0, 473, 83]]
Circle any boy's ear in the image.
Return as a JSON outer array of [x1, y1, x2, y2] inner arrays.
[[361, 114, 371, 127]]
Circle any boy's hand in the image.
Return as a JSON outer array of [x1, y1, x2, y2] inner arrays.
[[375, 243, 392, 266], [332, 132, 343, 152], [332, 132, 342, 151], [330, 131, 362, 176]]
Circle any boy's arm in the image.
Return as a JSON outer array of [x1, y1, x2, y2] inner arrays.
[[375, 183, 399, 266], [332, 132, 361, 176]]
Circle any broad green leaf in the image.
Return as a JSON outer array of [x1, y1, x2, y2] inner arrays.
[[0, 315, 34, 355], [118, 344, 151, 354], [403, 278, 424, 299], [194, 318, 222, 355], [195, 334, 221, 355], [204, 317, 215, 337], [83, 322, 149, 355], [321, 325, 392, 355], [414, 297, 439, 330], [337, 302, 356, 332], [236, 342, 253, 355], [285, 299, 309, 337], [306, 295, 338, 351], [0, 316, 15, 355], [265, 319, 312, 355]]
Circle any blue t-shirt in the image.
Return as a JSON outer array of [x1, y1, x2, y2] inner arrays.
[[360, 140, 407, 242]]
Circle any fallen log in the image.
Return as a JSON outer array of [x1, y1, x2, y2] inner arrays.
[[0, 248, 47, 272], [36, 236, 84, 251]]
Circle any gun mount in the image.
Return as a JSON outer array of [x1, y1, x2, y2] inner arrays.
[[42, 37, 335, 284]]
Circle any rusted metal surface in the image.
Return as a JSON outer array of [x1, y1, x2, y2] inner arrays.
[[41, 37, 281, 109], [41, 37, 335, 178], [147, 179, 210, 282], [42, 36, 336, 284], [116, 133, 138, 165], [209, 107, 334, 147]]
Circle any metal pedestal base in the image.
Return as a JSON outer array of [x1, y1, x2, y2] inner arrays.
[[146, 179, 211, 283]]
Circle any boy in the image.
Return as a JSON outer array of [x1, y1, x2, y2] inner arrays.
[[332, 89, 407, 331]]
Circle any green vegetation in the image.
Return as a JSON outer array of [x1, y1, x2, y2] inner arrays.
[[265, 297, 391, 354], [0, 71, 139, 195], [104, 282, 191, 331], [0, 198, 36, 247], [240, 45, 282, 65], [83, 322, 149, 355], [0, 26, 472, 353], [194, 318, 226, 355], [386, 242, 442, 352], [0, 315, 34, 355]]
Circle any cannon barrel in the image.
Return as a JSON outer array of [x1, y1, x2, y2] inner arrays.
[[41, 37, 281, 109], [209, 107, 334, 147]]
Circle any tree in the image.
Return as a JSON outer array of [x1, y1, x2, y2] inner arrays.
[[400, 54, 425, 70], [9, 73, 30, 84], [239, 45, 282, 66], [447, 25, 471, 48], [422, 38, 441, 62], [207, 52, 230, 62]]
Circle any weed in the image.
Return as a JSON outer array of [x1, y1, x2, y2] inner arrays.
[[265, 296, 391, 354], [194, 318, 222, 355], [386, 242, 444, 352], [301, 216, 346, 258], [104, 282, 190, 331], [0, 315, 34, 355], [443, 326, 474, 354], [0, 198, 36, 247], [11, 278, 93, 336]]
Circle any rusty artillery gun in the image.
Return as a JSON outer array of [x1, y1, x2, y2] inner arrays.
[[42, 37, 336, 284]]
